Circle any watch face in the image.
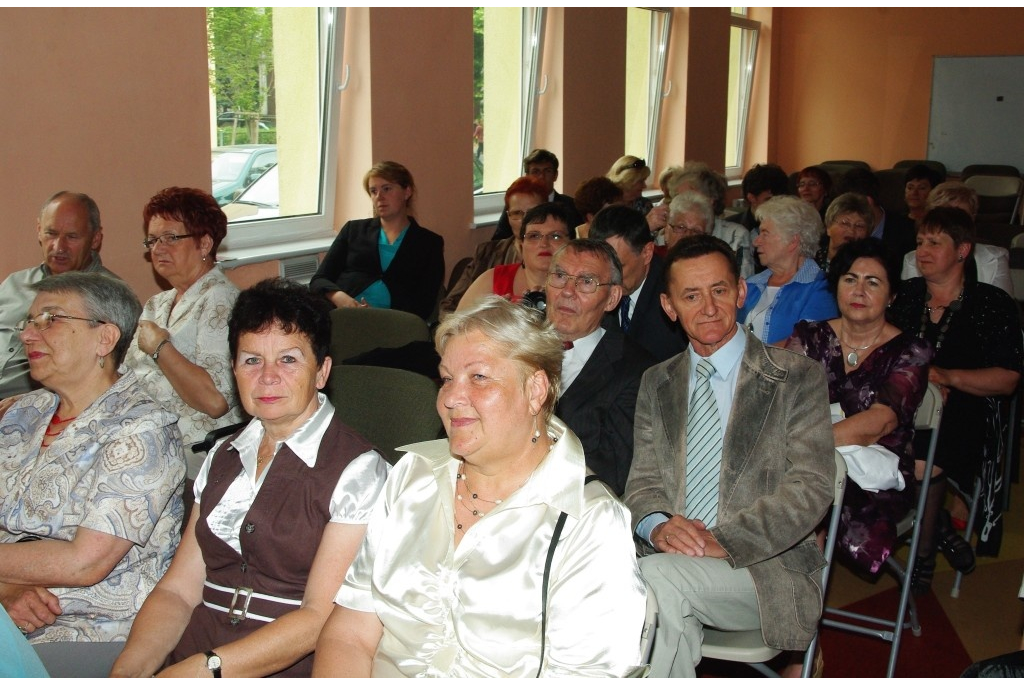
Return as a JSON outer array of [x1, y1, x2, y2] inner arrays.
[[208, 655, 222, 669]]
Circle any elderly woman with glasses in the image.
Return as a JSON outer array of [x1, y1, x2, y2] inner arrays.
[[458, 203, 571, 312], [0, 272, 184, 644], [122, 187, 243, 476]]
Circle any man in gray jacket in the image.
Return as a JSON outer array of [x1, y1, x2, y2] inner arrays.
[[623, 234, 834, 677], [0, 191, 117, 398]]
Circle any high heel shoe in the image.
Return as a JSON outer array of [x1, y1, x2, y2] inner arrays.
[[937, 510, 976, 573], [910, 555, 935, 596]]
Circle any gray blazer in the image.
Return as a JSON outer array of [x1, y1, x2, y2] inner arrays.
[[623, 327, 835, 650]]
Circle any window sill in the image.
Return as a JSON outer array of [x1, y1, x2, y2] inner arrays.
[[218, 235, 335, 268]]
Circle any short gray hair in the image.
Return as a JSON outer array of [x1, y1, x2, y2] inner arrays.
[[755, 195, 823, 258], [674, 161, 728, 215], [669, 191, 715, 232], [551, 239, 624, 286], [41, 191, 101, 233], [824, 192, 873, 230], [435, 295, 563, 424], [31, 272, 141, 365]]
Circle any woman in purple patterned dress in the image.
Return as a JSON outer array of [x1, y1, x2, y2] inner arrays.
[[782, 239, 932, 572]]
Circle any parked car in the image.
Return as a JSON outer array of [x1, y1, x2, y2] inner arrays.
[[211, 144, 277, 206], [222, 163, 279, 222]]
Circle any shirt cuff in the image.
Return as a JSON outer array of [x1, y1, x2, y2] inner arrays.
[[636, 512, 670, 545]]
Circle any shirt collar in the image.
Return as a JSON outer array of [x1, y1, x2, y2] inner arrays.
[[688, 323, 746, 380], [568, 326, 604, 355], [403, 416, 588, 519], [229, 392, 335, 471]]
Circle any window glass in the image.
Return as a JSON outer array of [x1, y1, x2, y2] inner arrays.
[[208, 7, 342, 252], [725, 14, 759, 177], [473, 8, 544, 218], [625, 8, 671, 176]]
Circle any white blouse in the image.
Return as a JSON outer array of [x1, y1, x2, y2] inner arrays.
[[195, 394, 389, 554], [336, 417, 647, 677]]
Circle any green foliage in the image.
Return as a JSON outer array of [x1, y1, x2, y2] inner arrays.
[[208, 7, 275, 144], [473, 8, 484, 118]]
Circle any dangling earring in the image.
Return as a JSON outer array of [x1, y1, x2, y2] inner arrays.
[[98, 355, 105, 369], [531, 415, 541, 443]]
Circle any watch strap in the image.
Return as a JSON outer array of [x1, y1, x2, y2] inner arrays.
[[205, 650, 222, 678], [152, 338, 171, 362]]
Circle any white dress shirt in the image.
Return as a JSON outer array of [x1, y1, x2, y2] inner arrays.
[[560, 327, 605, 394], [336, 417, 647, 677]]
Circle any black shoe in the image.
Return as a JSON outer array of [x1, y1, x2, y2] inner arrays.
[[937, 510, 976, 574], [910, 555, 935, 596]]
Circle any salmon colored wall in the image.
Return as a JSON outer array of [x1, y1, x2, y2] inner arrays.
[[0, 9, 210, 301], [367, 8, 474, 278], [773, 8, 1024, 172], [561, 8, 627, 195]]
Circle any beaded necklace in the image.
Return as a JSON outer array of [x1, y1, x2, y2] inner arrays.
[[918, 287, 964, 352]]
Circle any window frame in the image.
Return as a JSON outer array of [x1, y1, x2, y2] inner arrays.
[[633, 8, 672, 176], [724, 13, 760, 181], [217, 7, 344, 264], [472, 7, 546, 227]]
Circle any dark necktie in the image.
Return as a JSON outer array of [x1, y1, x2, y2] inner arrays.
[[619, 296, 632, 333]]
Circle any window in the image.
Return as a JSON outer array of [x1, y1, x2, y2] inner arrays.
[[208, 7, 343, 256], [625, 8, 671, 175], [473, 7, 545, 222], [724, 11, 759, 178]]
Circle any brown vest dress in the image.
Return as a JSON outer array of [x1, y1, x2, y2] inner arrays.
[[168, 414, 374, 677]]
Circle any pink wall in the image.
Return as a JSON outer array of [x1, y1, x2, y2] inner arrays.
[[773, 7, 1024, 172], [0, 9, 210, 301]]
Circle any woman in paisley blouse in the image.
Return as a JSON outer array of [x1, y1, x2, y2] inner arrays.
[[782, 239, 931, 573], [0, 272, 184, 643], [122, 187, 244, 477]]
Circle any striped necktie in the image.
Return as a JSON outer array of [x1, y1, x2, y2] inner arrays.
[[684, 358, 722, 527], [619, 296, 632, 333]]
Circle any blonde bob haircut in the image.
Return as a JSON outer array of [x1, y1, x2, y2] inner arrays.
[[435, 295, 563, 424], [607, 155, 651, 192]]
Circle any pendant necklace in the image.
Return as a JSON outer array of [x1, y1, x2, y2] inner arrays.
[[838, 322, 882, 367]]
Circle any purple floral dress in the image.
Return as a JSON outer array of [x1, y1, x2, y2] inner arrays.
[[782, 320, 932, 573]]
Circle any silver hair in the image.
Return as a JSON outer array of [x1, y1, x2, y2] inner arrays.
[[551, 239, 624, 286], [435, 295, 563, 424], [669, 191, 715, 232], [755, 195, 824, 258], [31, 272, 141, 365], [674, 161, 728, 215], [41, 191, 101, 233], [824, 192, 873, 230]]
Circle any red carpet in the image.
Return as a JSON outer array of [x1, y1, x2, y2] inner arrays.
[[818, 587, 973, 677]]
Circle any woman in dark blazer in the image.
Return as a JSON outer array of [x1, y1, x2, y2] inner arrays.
[[310, 161, 444, 321]]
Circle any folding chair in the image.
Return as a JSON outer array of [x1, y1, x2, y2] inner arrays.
[[950, 393, 1019, 598], [965, 175, 1023, 225], [699, 449, 848, 677], [821, 382, 943, 678], [625, 582, 660, 678]]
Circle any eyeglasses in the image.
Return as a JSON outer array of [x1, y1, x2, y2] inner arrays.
[[143, 233, 195, 250], [667, 222, 705, 235], [797, 180, 821, 189], [621, 159, 647, 171], [546, 271, 613, 294], [17, 311, 108, 332], [522, 232, 568, 244], [835, 218, 869, 232]]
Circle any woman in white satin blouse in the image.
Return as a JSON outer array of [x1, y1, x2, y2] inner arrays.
[[314, 296, 647, 677]]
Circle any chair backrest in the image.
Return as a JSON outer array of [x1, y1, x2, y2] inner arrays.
[[1009, 233, 1024, 302], [329, 307, 430, 363], [914, 381, 943, 433], [965, 174, 1024, 197], [327, 364, 442, 463], [961, 163, 1020, 180]]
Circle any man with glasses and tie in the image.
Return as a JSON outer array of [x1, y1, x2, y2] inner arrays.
[[623, 234, 835, 678], [0, 192, 117, 399], [545, 239, 654, 496], [589, 204, 687, 362]]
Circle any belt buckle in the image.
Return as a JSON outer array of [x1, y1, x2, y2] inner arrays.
[[228, 586, 254, 624]]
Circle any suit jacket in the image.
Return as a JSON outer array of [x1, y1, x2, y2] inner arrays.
[[601, 253, 688, 362], [880, 211, 917, 277], [310, 217, 444, 321], [556, 330, 655, 496], [623, 328, 835, 650]]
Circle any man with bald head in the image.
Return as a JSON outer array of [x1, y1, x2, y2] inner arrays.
[[0, 192, 118, 398]]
